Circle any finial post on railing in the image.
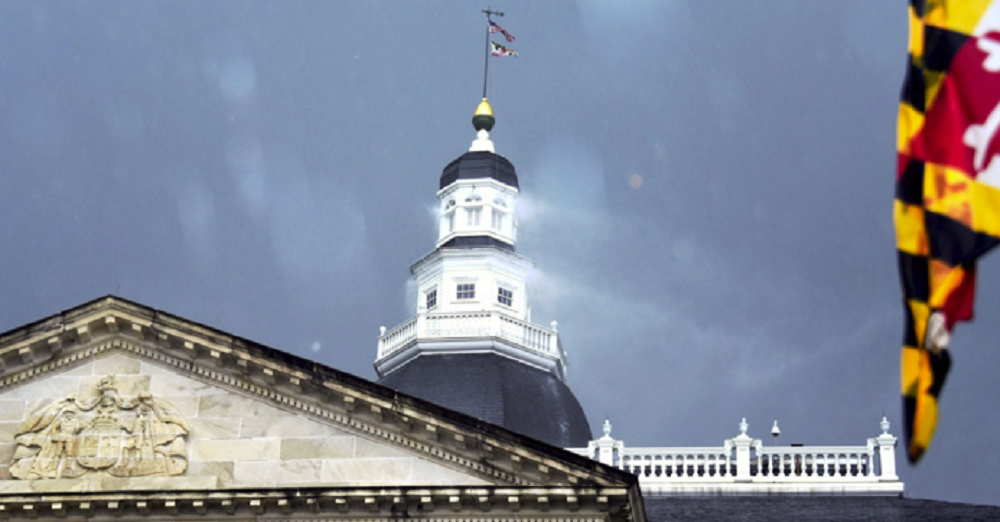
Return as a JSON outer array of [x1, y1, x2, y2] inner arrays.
[[593, 418, 621, 467], [734, 418, 753, 479], [876, 416, 899, 480]]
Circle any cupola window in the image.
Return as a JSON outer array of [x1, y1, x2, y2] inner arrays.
[[498, 287, 513, 307], [465, 193, 482, 203], [443, 199, 456, 235], [426, 289, 438, 310], [457, 283, 476, 300], [467, 207, 482, 227], [491, 210, 504, 231]]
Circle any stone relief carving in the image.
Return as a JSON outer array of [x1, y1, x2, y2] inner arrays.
[[9, 376, 189, 480]]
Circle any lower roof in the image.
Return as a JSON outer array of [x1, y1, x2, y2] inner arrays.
[[643, 496, 1000, 522]]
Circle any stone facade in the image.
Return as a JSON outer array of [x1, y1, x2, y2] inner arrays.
[[0, 296, 643, 520], [0, 351, 484, 493]]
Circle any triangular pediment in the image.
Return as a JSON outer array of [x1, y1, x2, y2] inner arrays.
[[0, 296, 632, 496]]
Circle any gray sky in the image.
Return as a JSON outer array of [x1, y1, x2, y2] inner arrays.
[[1, 0, 997, 506]]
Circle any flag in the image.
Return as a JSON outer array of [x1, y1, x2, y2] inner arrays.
[[896, 0, 1000, 463], [491, 41, 518, 57], [489, 19, 516, 42]]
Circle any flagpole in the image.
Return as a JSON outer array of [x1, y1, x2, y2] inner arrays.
[[483, 16, 490, 99], [482, 9, 503, 99]]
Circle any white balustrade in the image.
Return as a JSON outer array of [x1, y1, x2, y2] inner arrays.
[[570, 418, 903, 496], [754, 445, 875, 480], [377, 311, 561, 362], [377, 317, 417, 359]]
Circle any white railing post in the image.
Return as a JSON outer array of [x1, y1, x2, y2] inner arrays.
[[549, 321, 559, 355], [734, 418, 753, 480], [876, 416, 899, 481], [378, 326, 387, 357], [415, 312, 427, 340], [595, 419, 619, 467]]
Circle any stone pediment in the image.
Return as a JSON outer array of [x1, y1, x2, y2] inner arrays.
[[0, 296, 634, 497]]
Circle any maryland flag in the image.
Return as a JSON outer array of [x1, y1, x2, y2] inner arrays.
[[490, 41, 518, 58], [896, 0, 1000, 463]]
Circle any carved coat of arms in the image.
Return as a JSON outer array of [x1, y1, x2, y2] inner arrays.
[[10, 376, 189, 480]]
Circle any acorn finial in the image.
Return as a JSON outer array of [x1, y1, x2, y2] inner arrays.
[[472, 98, 495, 132]]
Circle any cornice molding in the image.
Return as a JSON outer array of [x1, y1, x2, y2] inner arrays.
[[0, 485, 629, 520]]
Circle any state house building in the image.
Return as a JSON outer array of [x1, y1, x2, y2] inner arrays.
[[0, 100, 995, 521]]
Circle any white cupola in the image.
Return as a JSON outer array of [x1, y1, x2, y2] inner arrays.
[[376, 99, 566, 380], [373, 98, 592, 448]]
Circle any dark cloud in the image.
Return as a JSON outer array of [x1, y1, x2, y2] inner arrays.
[[0, 0, 996, 505]]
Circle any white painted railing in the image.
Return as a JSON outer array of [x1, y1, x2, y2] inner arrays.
[[620, 447, 736, 480], [754, 444, 875, 480], [568, 418, 903, 496], [377, 311, 562, 362]]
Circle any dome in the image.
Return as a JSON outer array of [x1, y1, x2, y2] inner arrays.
[[378, 353, 592, 448], [439, 151, 519, 190]]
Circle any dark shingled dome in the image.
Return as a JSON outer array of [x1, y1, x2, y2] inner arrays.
[[377, 353, 592, 448], [439, 151, 519, 190]]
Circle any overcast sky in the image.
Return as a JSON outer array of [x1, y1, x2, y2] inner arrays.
[[1, 0, 997, 506]]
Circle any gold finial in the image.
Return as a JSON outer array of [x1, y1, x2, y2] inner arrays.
[[472, 98, 495, 132], [475, 98, 494, 117]]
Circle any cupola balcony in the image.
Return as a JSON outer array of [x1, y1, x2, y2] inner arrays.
[[376, 310, 567, 381]]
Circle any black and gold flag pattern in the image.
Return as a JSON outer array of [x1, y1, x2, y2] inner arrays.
[[896, 0, 1000, 463]]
